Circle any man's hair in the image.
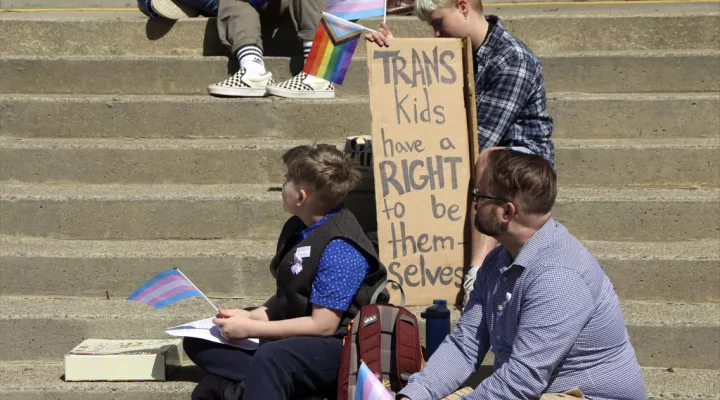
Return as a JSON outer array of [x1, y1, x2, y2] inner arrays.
[[414, 0, 483, 21], [484, 149, 556, 215], [282, 144, 360, 209]]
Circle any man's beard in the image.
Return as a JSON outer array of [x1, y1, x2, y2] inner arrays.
[[474, 212, 505, 237]]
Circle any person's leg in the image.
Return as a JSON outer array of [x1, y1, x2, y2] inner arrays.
[[209, 0, 273, 96], [183, 337, 255, 381], [242, 336, 343, 400], [266, 0, 335, 99]]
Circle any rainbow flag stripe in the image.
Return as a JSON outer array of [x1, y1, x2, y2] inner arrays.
[[303, 15, 362, 85], [327, 0, 386, 20], [126, 269, 201, 309], [355, 362, 393, 400]]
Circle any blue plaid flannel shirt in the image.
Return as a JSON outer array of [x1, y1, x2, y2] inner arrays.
[[474, 16, 555, 165], [399, 219, 646, 399]]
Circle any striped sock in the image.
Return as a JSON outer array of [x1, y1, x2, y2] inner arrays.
[[236, 46, 266, 76], [303, 41, 313, 64]]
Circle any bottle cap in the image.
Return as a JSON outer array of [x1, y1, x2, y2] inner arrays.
[[433, 299, 447, 305]]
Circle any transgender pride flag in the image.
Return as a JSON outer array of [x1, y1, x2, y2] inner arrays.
[[127, 268, 205, 309], [327, 0, 385, 21], [355, 362, 393, 400]]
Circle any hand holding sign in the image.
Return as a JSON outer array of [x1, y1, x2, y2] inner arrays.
[[365, 22, 393, 47]]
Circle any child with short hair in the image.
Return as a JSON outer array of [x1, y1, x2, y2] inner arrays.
[[185, 144, 387, 400]]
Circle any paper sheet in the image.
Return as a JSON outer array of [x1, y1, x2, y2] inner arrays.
[[165, 318, 260, 351]]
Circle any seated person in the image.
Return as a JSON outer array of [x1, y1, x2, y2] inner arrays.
[[208, 0, 335, 99], [138, 0, 218, 19], [397, 149, 646, 400], [366, 0, 555, 305], [184, 144, 388, 400]]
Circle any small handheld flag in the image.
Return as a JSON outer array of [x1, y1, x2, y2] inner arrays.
[[355, 362, 393, 400], [327, 0, 386, 21], [126, 268, 218, 312], [304, 12, 368, 85]]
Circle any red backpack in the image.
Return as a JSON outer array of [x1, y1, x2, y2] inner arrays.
[[337, 280, 423, 399]]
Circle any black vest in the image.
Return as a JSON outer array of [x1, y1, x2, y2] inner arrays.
[[269, 206, 387, 336]]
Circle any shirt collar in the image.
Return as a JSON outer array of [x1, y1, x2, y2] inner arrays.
[[474, 15, 503, 67], [507, 217, 558, 270], [299, 204, 343, 239]]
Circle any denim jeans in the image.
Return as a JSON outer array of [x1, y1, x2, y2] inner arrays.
[[137, 0, 218, 18]]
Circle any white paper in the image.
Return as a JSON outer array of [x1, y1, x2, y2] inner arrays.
[[165, 318, 260, 351]]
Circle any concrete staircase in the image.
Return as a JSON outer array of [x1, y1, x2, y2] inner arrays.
[[1, 1, 719, 398]]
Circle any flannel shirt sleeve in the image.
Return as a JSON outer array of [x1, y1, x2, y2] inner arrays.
[[466, 268, 596, 399], [476, 50, 538, 150], [398, 270, 490, 400]]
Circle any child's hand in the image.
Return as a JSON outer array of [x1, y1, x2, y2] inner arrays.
[[216, 308, 250, 319], [364, 22, 393, 47], [213, 315, 253, 340]]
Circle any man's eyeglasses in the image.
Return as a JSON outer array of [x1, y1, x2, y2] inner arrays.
[[471, 187, 509, 203]]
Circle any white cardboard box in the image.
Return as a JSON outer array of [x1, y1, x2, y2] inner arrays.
[[64, 339, 182, 382]]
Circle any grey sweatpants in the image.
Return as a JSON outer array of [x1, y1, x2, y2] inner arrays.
[[217, 0, 326, 54]]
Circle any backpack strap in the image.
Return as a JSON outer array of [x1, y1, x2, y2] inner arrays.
[[357, 304, 383, 376], [370, 279, 406, 307], [393, 308, 422, 389]]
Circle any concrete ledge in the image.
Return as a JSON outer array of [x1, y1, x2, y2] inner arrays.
[[1, 238, 717, 302], [1, 11, 718, 56], [0, 296, 717, 369], [1, 184, 718, 241], [2, 52, 718, 96], [0, 363, 716, 399], [1, 137, 718, 186], [2, 93, 718, 140]]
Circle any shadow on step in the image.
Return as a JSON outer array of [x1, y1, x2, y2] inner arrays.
[[169, 365, 205, 383]]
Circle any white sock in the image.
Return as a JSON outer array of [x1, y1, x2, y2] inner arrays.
[[236, 46, 267, 76], [303, 41, 313, 64]]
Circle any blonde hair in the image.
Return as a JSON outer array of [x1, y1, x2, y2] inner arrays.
[[414, 0, 483, 21], [282, 144, 360, 209]]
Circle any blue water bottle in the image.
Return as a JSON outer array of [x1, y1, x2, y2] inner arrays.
[[421, 299, 451, 357]]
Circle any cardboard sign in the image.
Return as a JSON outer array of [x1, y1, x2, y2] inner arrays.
[[367, 38, 475, 306]]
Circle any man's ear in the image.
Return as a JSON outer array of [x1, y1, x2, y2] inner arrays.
[[502, 201, 516, 223]]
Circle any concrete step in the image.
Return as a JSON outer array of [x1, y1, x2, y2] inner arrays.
[[1, 237, 718, 303], [2, 93, 718, 140], [0, 296, 717, 370], [0, 363, 716, 400], [1, 137, 719, 187], [2, 51, 719, 96], [1, 7, 719, 56], [1, 184, 718, 241]]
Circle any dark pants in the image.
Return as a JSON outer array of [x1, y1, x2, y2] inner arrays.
[[184, 335, 343, 400]]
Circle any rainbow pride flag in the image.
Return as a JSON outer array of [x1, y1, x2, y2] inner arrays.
[[355, 362, 393, 400], [127, 269, 202, 309], [303, 13, 363, 85], [327, 0, 386, 20]]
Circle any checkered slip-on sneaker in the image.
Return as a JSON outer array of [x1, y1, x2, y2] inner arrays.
[[207, 70, 274, 97], [150, 0, 200, 19], [266, 72, 335, 99]]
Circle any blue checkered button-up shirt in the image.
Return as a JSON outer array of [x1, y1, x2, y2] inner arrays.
[[399, 219, 646, 399], [475, 16, 555, 165]]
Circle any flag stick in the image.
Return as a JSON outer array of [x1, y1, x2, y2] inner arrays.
[[322, 11, 377, 33], [174, 267, 218, 313], [383, 0, 387, 24]]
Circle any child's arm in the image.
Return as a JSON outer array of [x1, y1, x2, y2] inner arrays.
[[365, 22, 393, 47], [214, 304, 342, 340]]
